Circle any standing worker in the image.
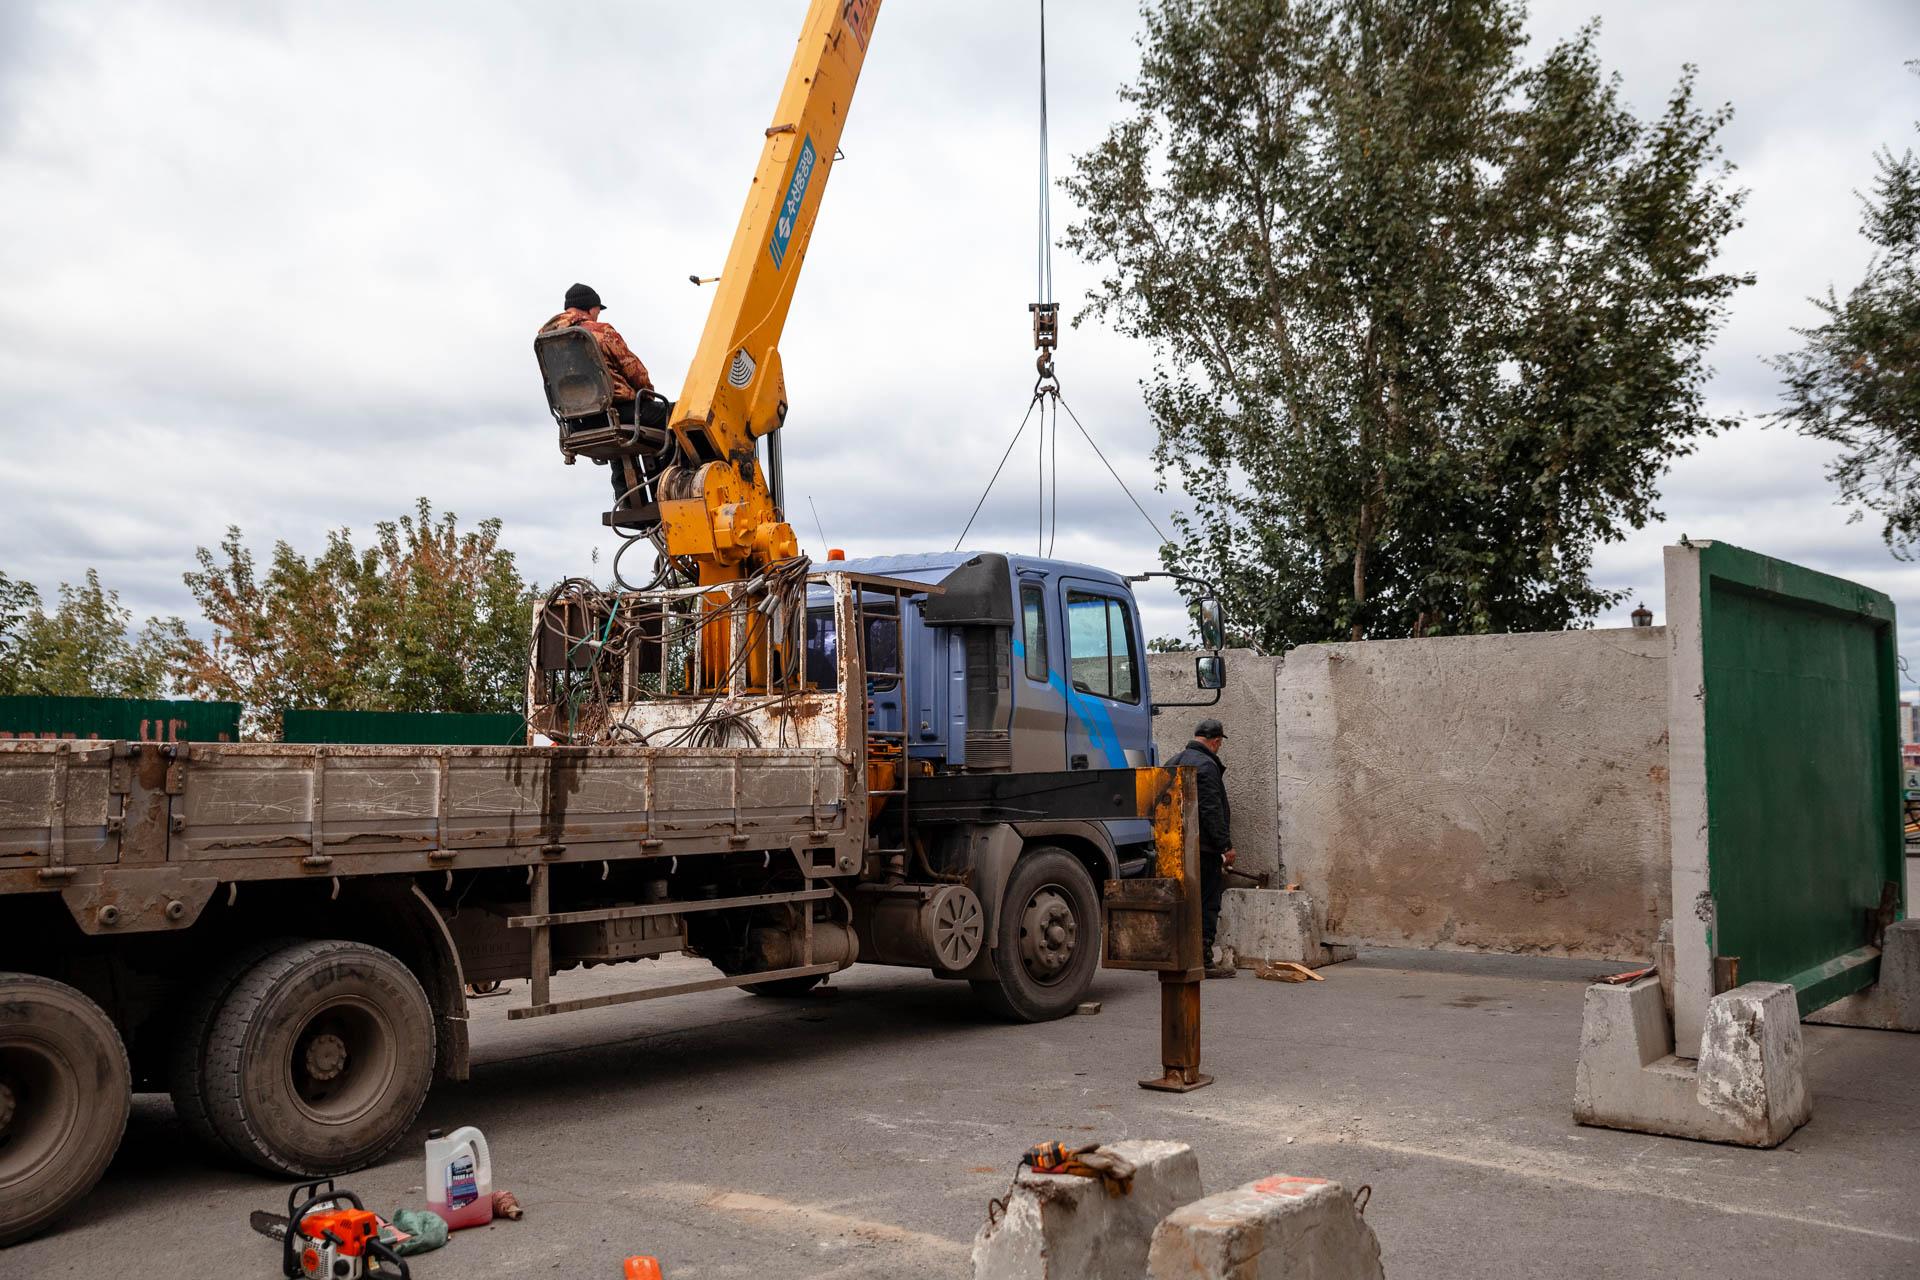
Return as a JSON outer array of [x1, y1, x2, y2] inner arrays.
[[1169, 719, 1236, 978], [539, 283, 655, 505]]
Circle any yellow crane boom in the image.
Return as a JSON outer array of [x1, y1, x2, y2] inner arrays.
[[657, 0, 883, 585]]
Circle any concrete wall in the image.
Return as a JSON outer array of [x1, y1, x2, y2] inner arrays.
[[1276, 628, 1671, 961], [1148, 648, 1280, 880]]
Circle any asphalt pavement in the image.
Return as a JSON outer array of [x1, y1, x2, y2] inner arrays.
[[5, 947, 1916, 1279]]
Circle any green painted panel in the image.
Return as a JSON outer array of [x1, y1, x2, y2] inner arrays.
[[280, 709, 527, 746], [0, 695, 241, 742], [1696, 542, 1904, 1016]]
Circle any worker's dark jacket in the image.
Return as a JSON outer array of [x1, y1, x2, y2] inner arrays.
[[1167, 740, 1231, 855], [538, 308, 652, 401]]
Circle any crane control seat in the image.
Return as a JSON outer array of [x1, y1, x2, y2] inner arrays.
[[535, 325, 673, 465]]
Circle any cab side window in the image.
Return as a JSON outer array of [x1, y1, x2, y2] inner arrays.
[[1020, 585, 1049, 683], [804, 608, 838, 689], [1066, 591, 1140, 703], [803, 606, 898, 690]]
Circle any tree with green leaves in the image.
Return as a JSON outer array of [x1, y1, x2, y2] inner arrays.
[[0, 569, 185, 698], [172, 499, 536, 735], [0, 571, 40, 696], [1066, 0, 1748, 645], [1773, 79, 1920, 551]]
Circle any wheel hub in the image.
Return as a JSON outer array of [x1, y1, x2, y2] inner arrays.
[[0, 1038, 83, 1189], [1019, 888, 1077, 979], [304, 1032, 349, 1082], [289, 997, 400, 1125], [927, 885, 985, 970]]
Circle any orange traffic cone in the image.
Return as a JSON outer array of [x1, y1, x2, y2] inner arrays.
[[623, 1257, 664, 1280]]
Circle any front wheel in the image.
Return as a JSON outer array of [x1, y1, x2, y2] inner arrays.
[[971, 847, 1101, 1023], [0, 973, 132, 1246]]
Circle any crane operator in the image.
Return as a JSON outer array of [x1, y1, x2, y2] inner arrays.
[[538, 282, 655, 505]]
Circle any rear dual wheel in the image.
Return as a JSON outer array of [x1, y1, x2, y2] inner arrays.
[[0, 973, 131, 1246], [170, 940, 435, 1176]]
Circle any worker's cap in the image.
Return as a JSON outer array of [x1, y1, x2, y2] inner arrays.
[[1194, 718, 1226, 741], [565, 282, 604, 311]]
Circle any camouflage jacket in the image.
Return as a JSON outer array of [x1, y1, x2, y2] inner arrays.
[[538, 308, 652, 401]]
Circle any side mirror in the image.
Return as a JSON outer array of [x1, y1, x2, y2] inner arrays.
[[1195, 654, 1226, 690], [1197, 597, 1225, 650]]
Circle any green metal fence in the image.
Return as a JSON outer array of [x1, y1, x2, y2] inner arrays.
[[0, 695, 242, 742], [280, 709, 527, 746], [1666, 540, 1905, 1045]]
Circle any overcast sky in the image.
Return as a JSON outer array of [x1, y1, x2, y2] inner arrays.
[[2, 1, 1918, 664]]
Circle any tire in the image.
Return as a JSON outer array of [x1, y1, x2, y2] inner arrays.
[[742, 974, 826, 998], [199, 940, 435, 1177], [970, 847, 1102, 1023], [166, 938, 291, 1161], [0, 973, 132, 1246]]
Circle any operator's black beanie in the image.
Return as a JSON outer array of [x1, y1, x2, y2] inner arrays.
[[565, 282, 603, 311]]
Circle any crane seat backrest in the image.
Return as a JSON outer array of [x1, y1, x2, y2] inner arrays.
[[535, 325, 615, 421], [535, 328, 674, 462]]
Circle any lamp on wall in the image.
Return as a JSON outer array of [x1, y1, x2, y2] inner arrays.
[[1631, 602, 1653, 628]]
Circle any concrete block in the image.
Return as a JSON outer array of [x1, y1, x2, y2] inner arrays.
[[971, 1140, 1202, 1280], [1806, 919, 1920, 1032], [1273, 629, 1670, 962], [1573, 976, 1809, 1147], [1220, 889, 1353, 970], [1148, 1175, 1383, 1280]]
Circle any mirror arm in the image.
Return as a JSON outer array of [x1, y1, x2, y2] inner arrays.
[[1126, 569, 1227, 650], [1152, 657, 1225, 712], [1131, 570, 1229, 713], [1149, 688, 1224, 714]]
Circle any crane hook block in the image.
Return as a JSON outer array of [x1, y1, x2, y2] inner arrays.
[[1030, 301, 1060, 355]]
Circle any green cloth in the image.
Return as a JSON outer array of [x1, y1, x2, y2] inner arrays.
[[385, 1208, 449, 1256]]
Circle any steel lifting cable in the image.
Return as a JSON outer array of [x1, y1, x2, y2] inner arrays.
[[957, 1, 1058, 554], [956, 0, 1167, 557], [1036, 0, 1054, 311], [1037, 0, 1058, 558], [1037, 387, 1046, 555], [1056, 392, 1173, 547], [1048, 391, 1058, 556], [953, 391, 1043, 550]]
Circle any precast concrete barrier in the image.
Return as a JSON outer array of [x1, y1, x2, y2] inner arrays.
[[972, 1148, 1389, 1280], [1148, 1175, 1383, 1280], [970, 1140, 1202, 1280], [1218, 888, 1353, 970], [1573, 976, 1810, 1146]]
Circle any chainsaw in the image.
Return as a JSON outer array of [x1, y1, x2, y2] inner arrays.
[[251, 1179, 410, 1280]]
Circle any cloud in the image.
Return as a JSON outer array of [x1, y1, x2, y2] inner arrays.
[[2, 0, 1918, 666]]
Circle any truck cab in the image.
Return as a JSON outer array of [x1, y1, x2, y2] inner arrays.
[[809, 550, 1160, 871]]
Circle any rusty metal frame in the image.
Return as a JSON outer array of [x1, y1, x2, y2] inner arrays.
[[509, 887, 832, 931], [506, 961, 844, 1020], [1094, 765, 1212, 1092]]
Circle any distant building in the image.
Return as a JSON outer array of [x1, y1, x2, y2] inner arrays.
[[1903, 700, 1920, 747]]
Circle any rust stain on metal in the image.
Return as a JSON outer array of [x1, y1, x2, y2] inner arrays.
[[200, 836, 308, 852], [541, 750, 587, 845], [1139, 766, 1187, 878], [133, 743, 169, 791], [1102, 877, 1184, 970]]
